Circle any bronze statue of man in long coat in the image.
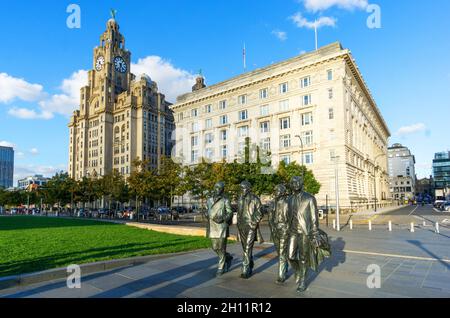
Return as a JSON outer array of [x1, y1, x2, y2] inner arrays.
[[206, 181, 234, 277], [288, 176, 331, 293], [269, 184, 290, 284], [237, 181, 263, 279]]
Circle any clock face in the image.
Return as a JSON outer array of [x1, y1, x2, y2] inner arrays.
[[95, 56, 105, 71], [114, 56, 127, 73]]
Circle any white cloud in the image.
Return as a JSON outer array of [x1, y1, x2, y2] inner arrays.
[[13, 164, 66, 183], [38, 70, 88, 117], [396, 123, 427, 136], [290, 13, 337, 29], [16, 151, 25, 159], [272, 30, 288, 41], [8, 107, 53, 120], [0, 73, 45, 103], [302, 0, 368, 12], [0, 141, 15, 148], [131, 56, 197, 103], [29, 148, 39, 156]]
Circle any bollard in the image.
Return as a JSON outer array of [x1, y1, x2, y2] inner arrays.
[[332, 219, 336, 230], [435, 222, 440, 234], [160, 215, 162, 221], [423, 221, 426, 227], [194, 216, 196, 222], [410, 222, 415, 233], [388, 221, 392, 232], [369, 220, 372, 231], [350, 220, 353, 230]]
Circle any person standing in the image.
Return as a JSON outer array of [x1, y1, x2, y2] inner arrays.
[[206, 181, 234, 277], [237, 181, 263, 279], [269, 184, 291, 284], [287, 176, 330, 293]]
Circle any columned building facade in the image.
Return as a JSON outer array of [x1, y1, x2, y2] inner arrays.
[[68, 18, 174, 181], [171, 43, 391, 210]]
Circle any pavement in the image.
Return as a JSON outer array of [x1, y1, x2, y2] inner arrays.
[[1, 220, 449, 298]]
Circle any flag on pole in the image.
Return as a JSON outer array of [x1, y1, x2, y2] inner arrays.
[[243, 43, 247, 72]]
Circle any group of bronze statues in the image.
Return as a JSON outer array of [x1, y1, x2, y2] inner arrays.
[[205, 176, 331, 293]]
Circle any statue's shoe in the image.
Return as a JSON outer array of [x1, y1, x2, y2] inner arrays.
[[276, 277, 286, 284], [240, 272, 251, 279], [216, 270, 224, 277], [296, 280, 307, 293], [225, 255, 233, 272]]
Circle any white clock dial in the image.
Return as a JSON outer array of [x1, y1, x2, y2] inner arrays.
[[95, 56, 105, 71], [114, 56, 127, 73]]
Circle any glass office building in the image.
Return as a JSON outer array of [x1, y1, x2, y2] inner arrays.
[[0, 146, 14, 189], [433, 151, 450, 199]]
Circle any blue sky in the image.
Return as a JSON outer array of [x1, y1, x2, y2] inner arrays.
[[0, 0, 449, 183]]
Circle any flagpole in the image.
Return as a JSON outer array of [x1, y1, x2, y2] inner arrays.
[[243, 43, 246, 72]]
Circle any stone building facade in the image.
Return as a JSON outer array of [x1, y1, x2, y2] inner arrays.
[[171, 43, 391, 210], [388, 143, 416, 202], [68, 18, 174, 181]]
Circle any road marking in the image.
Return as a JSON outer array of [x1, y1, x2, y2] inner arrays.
[[408, 206, 419, 216], [343, 249, 450, 263], [258, 243, 449, 263]]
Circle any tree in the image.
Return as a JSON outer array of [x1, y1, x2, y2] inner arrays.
[[153, 156, 183, 207], [277, 161, 321, 195]]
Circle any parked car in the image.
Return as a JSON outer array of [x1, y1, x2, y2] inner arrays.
[[156, 207, 179, 220], [171, 206, 188, 214], [441, 201, 450, 212], [434, 200, 445, 209]]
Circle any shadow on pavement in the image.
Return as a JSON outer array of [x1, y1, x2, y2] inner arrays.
[[407, 240, 450, 270]]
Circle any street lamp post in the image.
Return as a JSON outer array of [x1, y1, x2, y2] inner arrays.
[[331, 155, 341, 231], [294, 135, 305, 168], [374, 153, 386, 213]]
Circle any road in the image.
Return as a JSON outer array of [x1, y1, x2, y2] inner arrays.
[[384, 204, 449, 217]]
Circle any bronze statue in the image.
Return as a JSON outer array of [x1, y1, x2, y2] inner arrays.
[[287, 176, 331, 293], [206, 182, 234, 277], [237, 181, 263, 279], [269, 184, 290, 284]]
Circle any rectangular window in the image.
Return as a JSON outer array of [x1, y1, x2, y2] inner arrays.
[[327, 70, 333, 81], [220, 130, 227, 141], [219, 100, 227, 110], [260, 121, 270, 133], [301, 76, 311, 88], [205, 104, 212, 113], [191, 122, 199, 132], [205, 133, 214, 144], [302, 130, 313, 146], [238, 125, 249, 137], [260, 105, 269, 116], [191, 150, 198, 163], [328, 88, 333, 99], [219, 115, 228, 125], [279, 99, 289, 112], [280, 135, 291, 149], [238, 94, 247, 105], [281, 155, 291, 165], [221, 145, 227, 158], [238, 110, 248, 121], [303, 94, 312, 106], [260, 137, 271, 151], [302, 112, 313, 126], [304, 152, 314, 164], [279, 82, 288, 94], [238, 142, 246, 155], [191, 135, 199, 147], [205, 118, 213, 129], [205, 148, 214, 159], [260, 88, 268, 99], [329, 108, 334, 119], [191, 108, 198, 117], [280, 117, 290, 130]]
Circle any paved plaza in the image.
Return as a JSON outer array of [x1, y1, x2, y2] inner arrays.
[[1, 223, 449, 298]]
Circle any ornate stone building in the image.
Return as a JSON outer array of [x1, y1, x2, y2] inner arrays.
[[68, 18, 174, 180], [171, 43, 391, 210]]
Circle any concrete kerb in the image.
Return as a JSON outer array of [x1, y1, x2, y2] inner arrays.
[[0, 249, 206, 291]]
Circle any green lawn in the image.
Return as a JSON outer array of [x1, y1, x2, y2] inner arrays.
[[0, 216, 211, 277]]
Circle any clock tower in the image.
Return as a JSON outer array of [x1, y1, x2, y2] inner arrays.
[[91, 17, 131, 113], [68, 15, 175, 184]]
